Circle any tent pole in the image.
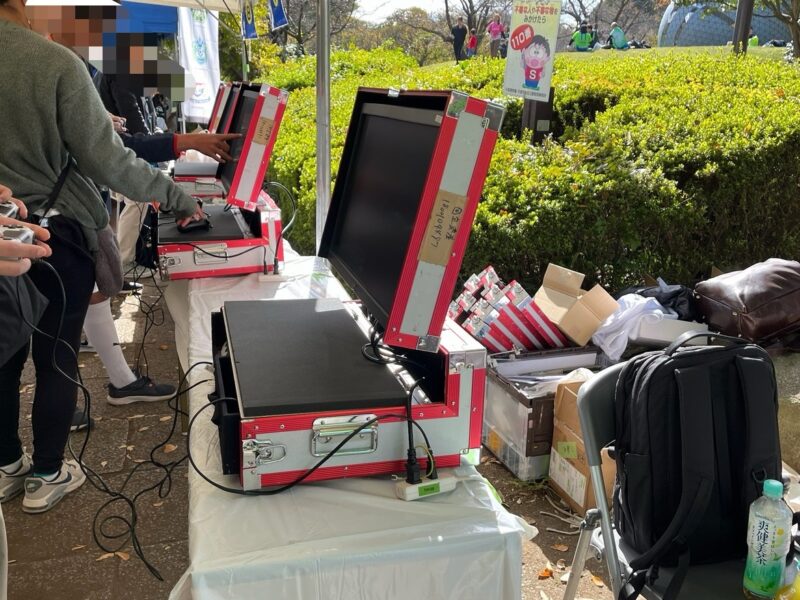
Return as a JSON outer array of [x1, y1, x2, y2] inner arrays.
[[315, 0, 331, 252]]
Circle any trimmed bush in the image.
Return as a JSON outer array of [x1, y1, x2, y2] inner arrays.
[[260, 46, 800, 291]]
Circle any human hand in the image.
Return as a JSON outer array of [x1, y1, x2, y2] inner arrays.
[[109, 112, 128, 133], [0, 216, 52, 276], [0, 186, 29, 219], [176, 133, 242, 162], [175, 202, 207, 229]]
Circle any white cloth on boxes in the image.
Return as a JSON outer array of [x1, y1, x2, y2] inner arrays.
[[592, 294, 677, 360]]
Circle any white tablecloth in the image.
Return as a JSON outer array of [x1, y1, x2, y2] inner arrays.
[[164, 251, 534, 600]]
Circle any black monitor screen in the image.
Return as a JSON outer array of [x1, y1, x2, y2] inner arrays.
[[220, 89, 259, 191], [324, 102, 442, 326], [215, 83, 241, 135]]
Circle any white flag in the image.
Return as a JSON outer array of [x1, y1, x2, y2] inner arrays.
[[178, 8, 220, 123]]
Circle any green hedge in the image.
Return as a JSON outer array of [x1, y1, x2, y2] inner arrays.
[[260, 47, 800, 291]]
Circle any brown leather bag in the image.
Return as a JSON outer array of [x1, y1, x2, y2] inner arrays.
[[694, 258, 800, 343]]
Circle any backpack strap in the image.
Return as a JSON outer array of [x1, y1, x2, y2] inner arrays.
[[619, 365, 717, 600], [40, 159, 73, 228], [736, 355, 781, 502]]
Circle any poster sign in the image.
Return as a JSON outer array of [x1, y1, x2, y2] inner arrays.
[[242, 0, 258, 39], [269, 0, 288, 30], [178, 8, 221, 123], [502, 0, 562, 101]]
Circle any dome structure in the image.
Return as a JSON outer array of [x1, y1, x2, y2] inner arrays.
[[658, 2, 790, 47]]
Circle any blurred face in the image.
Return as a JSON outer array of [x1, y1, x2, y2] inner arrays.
[[27, 6, 106, 50]]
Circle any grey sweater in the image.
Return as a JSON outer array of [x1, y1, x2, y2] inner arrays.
[[0, 20, 197, 251]]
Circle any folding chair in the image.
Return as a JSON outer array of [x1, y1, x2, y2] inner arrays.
[[563, 363, 745, 600]]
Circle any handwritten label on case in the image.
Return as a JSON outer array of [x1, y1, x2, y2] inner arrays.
[[418, 190, 467, 267], [253, 117, 274, 146]]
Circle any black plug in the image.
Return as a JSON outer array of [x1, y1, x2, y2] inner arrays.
[[405, 447, 422, 484], [427, 448, 439, 480]]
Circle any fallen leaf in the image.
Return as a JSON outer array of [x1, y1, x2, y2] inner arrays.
[[100, 461, 108, 468], [138, 426, 150, 432], [159, 344, 169, 351], [71, 545, 86, 551], [153, 501, 164, 507], [19, 384, 33, 394], [133, 459, 146, 464], [126, 445, 135, 451], [96, 553, 115, 562], [538, 561, 554, 580], [159, 416, 172, 422], [163, 443, 178, 454], [129, 414, 145, 420], [551, 544, 569, 553], [95, 416, 103, 422], [539, 591, 551, 600], [516, 498, 522, 504], [556, 559, 567, 570], [115, 551, 130, 561], [164, 545, 171, 551], [117, 445, 128, 449], [560, 572, 571, 584], [79, 363, 85, 368], [8, 560, 16, 565], [591, 575, 605, 588]]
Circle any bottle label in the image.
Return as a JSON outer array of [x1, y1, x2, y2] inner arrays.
[[744, 517, 789, 595]]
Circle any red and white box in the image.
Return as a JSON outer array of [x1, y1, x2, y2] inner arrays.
[[319, 88, 505, 354], [212, 303, 486, 490], [172, 82, 288, 201], [208, 82, 233, 133], [157, 190, 283, 280]]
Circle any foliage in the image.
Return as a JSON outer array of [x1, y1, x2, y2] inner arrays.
[[261, 46, 800, 291]]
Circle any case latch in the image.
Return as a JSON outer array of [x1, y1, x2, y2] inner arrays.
[[311, 415, 378, 457], [416, 335, 440, 352], [242, 438, 287, 469], [194, 244, 228, 265]]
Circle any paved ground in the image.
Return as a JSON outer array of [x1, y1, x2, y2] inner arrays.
[[4, 278, 799, 600]]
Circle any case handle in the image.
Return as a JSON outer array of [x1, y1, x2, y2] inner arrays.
[[665, 330, 747, 356]]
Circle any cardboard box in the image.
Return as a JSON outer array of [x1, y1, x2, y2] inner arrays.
[[548, 418, 616, 515], [554, 380, 583, 437], [630, 318, 708, 347], [534, 264, 619, 346], [483, 421, 550, 481]]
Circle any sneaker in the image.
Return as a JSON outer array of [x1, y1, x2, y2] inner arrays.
[[107, 374, 176, 406], [0, 453, 32, 503], [118, 281, 143, 295], [22, 459, 86, 514], [70, 408, 94, 432], [79, 338, 95, 353], [124, 265, 154, 281]]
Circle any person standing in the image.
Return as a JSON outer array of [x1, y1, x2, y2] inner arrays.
[[451, 17, 467, 63], [466, 28, 478, 58], [487, 14, 505, 58]]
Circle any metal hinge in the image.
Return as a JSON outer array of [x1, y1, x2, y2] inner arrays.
[[416, 335, 441, 352]]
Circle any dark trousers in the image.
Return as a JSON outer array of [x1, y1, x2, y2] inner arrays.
[[454, 42, 465, 62], [0, 216, 94, 473]]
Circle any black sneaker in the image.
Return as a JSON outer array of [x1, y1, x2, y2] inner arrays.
[[118, 281, 143, 295], [107, 375, 176, 406], [70, 409, 94, 432]]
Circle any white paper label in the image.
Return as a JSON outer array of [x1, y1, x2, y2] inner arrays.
[[549, 449, 586, 506]]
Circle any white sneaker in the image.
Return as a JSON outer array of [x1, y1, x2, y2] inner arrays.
[[0, 453, 32, 503], [22, 459, 86, 514]]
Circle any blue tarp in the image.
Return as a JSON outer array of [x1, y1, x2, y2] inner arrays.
[[116, 1, 178, 34]]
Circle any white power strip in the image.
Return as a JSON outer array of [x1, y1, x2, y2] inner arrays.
[[395, 473, 459, 501]]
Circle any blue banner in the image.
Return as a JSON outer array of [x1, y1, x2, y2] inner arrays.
[[241, 0, 258, 39], [269, 0, 288, 31]]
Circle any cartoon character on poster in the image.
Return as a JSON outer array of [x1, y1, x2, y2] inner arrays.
[[510, 24, 552, 90]]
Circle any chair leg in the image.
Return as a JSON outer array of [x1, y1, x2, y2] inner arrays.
[[590, 464, 624, 596], [563, 509, 601, 600]]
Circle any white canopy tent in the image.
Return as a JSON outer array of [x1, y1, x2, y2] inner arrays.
[[133, 0, 332, 250]]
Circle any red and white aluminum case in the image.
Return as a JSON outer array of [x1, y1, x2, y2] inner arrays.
[[208, 82, 232, 133], [172, 82, 288, 206], [157, 190, 283, 280], [320, 88, 505, 354], [238, 319, 486, 490]]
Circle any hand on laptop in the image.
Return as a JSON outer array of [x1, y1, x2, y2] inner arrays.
[[176, 133, 241, 163], [175, 202, 207, 229]]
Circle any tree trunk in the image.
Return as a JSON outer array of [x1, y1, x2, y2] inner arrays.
[[792, 21, 800, 58]]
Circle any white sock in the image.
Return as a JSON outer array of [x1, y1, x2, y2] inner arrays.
[[83, 300, 137, 389], [0, 456, 22, 473]]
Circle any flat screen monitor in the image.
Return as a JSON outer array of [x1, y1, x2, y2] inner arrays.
[[215, 82, 241, 135], [321, 101, 442, 328], [219, 88, 260, 192]]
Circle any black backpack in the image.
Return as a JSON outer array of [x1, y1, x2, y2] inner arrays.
[[614, 332, 783, 599]]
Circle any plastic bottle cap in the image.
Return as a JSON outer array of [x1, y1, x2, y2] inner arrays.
[[764, 479, 784, 499]]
